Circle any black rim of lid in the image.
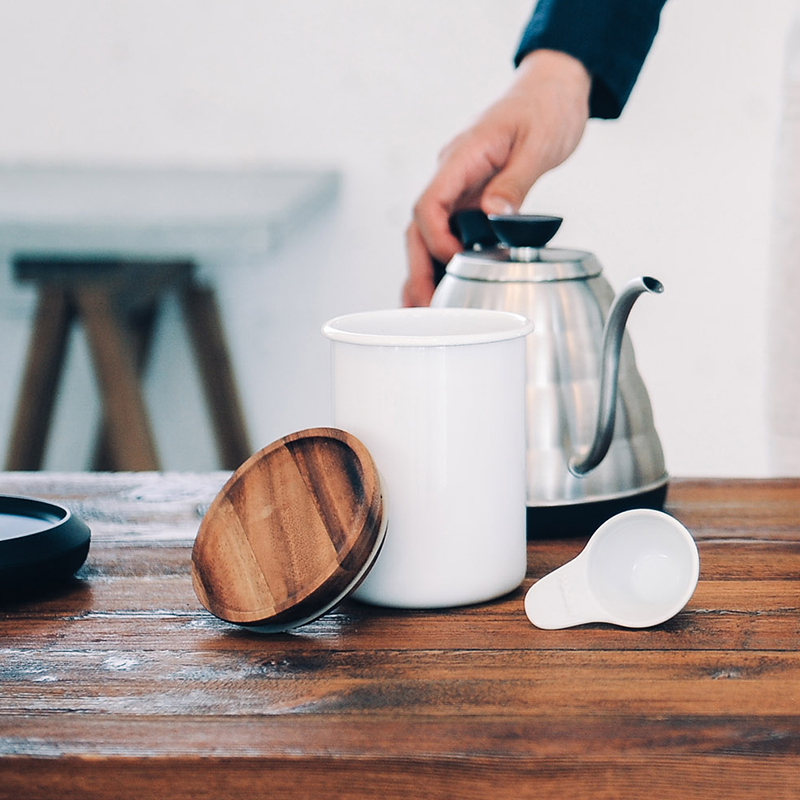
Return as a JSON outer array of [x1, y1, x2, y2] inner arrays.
[[0, 495, 91, 587]]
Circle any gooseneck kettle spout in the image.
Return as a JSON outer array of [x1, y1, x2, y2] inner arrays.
[[569, 276, 664, 477]]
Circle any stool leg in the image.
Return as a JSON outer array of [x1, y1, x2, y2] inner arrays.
[[75, 287, 160, 471], [180, 282, 250, 469], [5, 288, 73, 470], [91, 299, 160, 471]]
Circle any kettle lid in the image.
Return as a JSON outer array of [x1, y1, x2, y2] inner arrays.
[[447, 211, 602, 283]]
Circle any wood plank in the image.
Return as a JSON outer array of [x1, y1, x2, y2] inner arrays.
[[63, 537, 800, 583], [2, 603, 800, 654], [5, 573, 799, 617], [2, 753, 799, 800], [3, 713, 800, 758], [3, 646, 800, 717]]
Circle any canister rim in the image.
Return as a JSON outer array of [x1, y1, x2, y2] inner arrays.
[[322, 308, 533, 347]]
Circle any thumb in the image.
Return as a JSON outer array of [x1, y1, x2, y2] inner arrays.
[[480, 150, 546, 216]]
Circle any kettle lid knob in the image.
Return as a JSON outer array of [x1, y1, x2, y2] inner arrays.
[[487, 214, 563, 248]]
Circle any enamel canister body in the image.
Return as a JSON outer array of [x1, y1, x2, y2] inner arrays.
[[323, 308, 532, 607]]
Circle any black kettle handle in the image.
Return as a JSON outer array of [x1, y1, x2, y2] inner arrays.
[[449, 210, 499, 250], [433, 209, 498, 287], [432, 257, 448, 287]]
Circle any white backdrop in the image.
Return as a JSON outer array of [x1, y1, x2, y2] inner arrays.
[[0, 0, 795, 476]]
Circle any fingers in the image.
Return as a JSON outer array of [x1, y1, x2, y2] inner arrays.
[[412, 189, 464, 267], [412, 142, 483, 265], [405, 127, 514, 307], [403, 220, 437, 307]]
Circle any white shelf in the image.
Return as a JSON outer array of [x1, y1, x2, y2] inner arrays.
[[0, 163, 341, 268]]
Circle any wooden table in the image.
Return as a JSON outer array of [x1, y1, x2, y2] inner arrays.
[[1, 474, 799, 799]]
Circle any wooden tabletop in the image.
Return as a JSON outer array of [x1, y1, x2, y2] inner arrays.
[[1, 473, 799, 799]]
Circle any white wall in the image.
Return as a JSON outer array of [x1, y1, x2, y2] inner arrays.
[[0, 0, 795, 476]]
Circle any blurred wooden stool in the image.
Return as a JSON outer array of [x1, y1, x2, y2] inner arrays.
[[6, 256, 250, 471]]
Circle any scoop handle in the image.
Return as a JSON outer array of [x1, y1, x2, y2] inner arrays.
[[524, 555, 599, 629]]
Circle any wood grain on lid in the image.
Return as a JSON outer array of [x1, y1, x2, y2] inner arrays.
[[191, 427, 385, 629]]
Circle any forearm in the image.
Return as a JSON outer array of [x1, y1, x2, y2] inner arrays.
[[515, 0, 668, 119]]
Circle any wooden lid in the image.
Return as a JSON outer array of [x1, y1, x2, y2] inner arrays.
[[191, 427, 386, 631]]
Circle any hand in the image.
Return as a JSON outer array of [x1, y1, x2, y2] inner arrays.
[[403, 49, 592, 307]]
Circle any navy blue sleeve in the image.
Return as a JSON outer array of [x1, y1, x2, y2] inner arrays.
[[514, 0, 668, 119]]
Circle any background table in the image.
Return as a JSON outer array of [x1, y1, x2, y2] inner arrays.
[[1, 474, 799, 799]]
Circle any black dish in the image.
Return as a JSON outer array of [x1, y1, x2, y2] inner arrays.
[[0, 495, 91, 596]]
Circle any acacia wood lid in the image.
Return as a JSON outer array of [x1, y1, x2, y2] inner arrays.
[[191, 427, 386, 632]]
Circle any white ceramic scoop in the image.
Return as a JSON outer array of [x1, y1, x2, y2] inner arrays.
[[525, 509, 699, 629]]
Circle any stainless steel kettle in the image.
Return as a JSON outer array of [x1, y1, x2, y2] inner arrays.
[[430, 212, 668, 535]]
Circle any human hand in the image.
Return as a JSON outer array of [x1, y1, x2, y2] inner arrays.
[[403, 49, 591, 307]]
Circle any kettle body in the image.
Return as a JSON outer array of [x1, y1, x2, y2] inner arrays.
[[430, 214, 668, 535]]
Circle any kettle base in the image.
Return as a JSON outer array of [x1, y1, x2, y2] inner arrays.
[[526, 484, 668, 538]]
